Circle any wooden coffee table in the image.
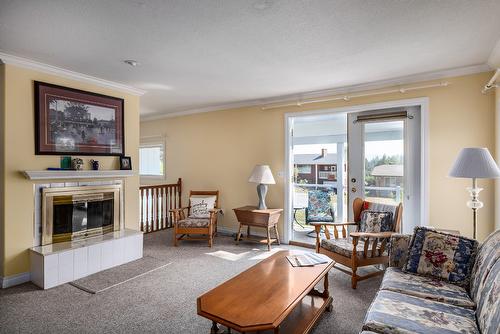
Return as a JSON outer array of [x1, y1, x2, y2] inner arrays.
[[197, 250, 334, 333]]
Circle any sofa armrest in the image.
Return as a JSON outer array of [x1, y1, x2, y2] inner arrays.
[[388, 233, 412, 268]]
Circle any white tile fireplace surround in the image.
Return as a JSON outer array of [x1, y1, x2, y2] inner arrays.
[[29, 180, 143, 289]]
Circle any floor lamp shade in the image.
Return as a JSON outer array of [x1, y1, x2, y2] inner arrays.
[[248, 165, 275, 210], [448, 147, 500, 239], [448, 147, 500, 178]]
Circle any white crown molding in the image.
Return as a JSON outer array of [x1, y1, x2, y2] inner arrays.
[[0, 52, 146, 96], [141, 63, 491, 121]]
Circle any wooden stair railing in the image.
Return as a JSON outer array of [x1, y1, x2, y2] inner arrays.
[[140, 178, 182, 233]]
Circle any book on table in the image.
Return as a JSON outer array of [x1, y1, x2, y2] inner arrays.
[[286, 253, 330, 267]]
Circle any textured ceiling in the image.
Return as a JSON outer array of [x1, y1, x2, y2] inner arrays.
[[1, 0, 500, 117]]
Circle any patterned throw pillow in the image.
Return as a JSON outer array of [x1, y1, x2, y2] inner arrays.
[[307, 191, 334, 222], [359, 211, 394, 232], [403, 227, 478, 287], [189, 196, 216, 218]]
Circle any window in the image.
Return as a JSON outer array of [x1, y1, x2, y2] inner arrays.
[[139, 143, 165, 177]]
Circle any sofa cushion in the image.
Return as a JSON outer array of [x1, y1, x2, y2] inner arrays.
[[320, 238, 386, 258], [362, 290, 479, 334], [177, 218, 210, 228], [360, 211, 394, 233], [403, 227, 478, 287], [388, 234, 411, 268], [470, 229, 500, 304], [475, 258, 500, 334], [380, 267, 475, 309]]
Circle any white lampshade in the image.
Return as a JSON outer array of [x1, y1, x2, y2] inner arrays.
[[448, 147, 500, 179], [248, 165, 276, 184]]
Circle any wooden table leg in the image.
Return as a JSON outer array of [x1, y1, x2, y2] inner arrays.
[[236, 224, 242, 243], [274, 326, 280, 333], [247, 225, 250, 238], [323, 273, 330, 298], [210, 321, 219, 334], [267, 227, 271, 251], [324, 273, 333, 312], [274, 225, 280, 245]]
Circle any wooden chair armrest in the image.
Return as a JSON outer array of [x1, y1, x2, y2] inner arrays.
[[169, 207, 189, 213], [209, 208, 221, 213], [309, 221, 358, 227], [350, 231, 394, 239]]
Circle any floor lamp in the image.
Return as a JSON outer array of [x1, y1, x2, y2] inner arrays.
[[448, 147, 500, 239]]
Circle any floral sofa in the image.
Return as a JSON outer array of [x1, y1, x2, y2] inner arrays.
[[360, 229, 499, 334]]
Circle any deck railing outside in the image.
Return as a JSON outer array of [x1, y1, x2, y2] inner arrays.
[[140, 178, 182, 233]]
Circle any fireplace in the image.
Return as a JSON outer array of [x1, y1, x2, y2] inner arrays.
[[41, 185, 121, 245]]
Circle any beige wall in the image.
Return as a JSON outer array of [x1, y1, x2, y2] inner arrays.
[[0, 64, 5, 277], [1, 64, 141, 277], [141, 72, 497, 241]]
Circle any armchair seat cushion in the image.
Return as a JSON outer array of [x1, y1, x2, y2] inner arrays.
[[320, 238, 387, 258], [380, 267, 475, 309], [362, 290, 479, 334], [177, 218, 211, 228]]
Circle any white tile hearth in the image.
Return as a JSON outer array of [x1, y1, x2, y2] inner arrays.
[[30, 229, 143, 289]]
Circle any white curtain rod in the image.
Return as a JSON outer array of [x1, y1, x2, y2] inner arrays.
[[261, 81, 450, 111], [482, 69, 499, 94]]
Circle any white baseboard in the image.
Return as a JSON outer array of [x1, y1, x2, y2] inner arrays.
[[1, 272, 31, 288]]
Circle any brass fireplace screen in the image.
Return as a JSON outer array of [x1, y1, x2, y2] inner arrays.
[[41, 185, 121, 245]]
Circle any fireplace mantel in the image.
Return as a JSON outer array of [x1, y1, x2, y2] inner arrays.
[[23, 170, 134, 180]]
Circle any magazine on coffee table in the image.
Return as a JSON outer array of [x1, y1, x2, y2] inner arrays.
[[286, 253, 330, 267]]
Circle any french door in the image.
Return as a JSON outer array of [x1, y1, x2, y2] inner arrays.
[[347, 108, 421, 233], [286, 100, 426, 244]]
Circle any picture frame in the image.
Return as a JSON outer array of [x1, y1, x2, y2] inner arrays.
[[34, 81, 124, 156], [120, 156, 132, 170]]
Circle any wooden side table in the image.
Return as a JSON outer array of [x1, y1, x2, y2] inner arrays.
[[233, 206, 283, 251]]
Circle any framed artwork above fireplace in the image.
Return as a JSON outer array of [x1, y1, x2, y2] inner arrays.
[[34, 81, 125, 156]]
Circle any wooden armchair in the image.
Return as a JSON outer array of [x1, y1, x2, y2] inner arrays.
[[314, 198, 402, 289], [170, 190, 220, 247]]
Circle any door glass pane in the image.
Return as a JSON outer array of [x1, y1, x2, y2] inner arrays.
[[291, 113, 347, 244], [364, 121, 404, 205]]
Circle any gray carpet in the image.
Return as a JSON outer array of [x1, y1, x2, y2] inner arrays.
[[70, 256, 172, 294], [0, 229, 382, 334]]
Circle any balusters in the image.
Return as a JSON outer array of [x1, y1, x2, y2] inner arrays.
[[139, 178, 182, 233]]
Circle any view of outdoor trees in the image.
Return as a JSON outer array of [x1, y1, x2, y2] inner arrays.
[[365, 154, 403, 202], [364, 154, 403, 186]]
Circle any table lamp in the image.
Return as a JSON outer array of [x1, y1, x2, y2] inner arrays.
[[448, 147, 500, 239], [248, 165, 276, 210]]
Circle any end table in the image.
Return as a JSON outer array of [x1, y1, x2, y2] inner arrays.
[[233, 206, 283, 251]]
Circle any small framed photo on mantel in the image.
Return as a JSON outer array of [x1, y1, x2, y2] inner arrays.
[[120, 156, 132, 170], [35, 81, 124, 156]]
